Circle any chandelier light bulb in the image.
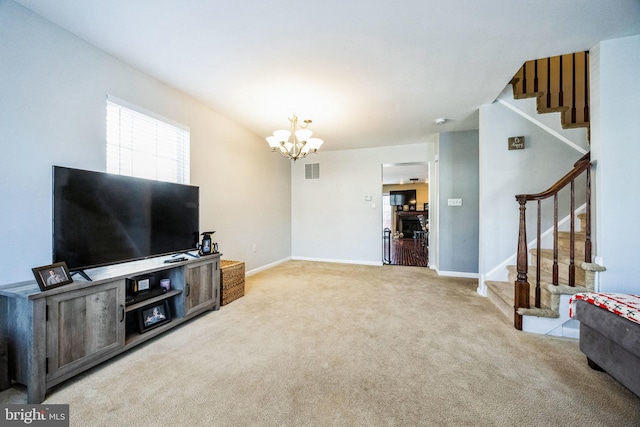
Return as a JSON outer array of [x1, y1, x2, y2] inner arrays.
[[266, 114, 323, 161], [266, 136, 280, 149], [273, 129, 291, 141], [307, 138, 323, 151]]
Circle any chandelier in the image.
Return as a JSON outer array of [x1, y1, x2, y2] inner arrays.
[[266, 114, 323, 161]]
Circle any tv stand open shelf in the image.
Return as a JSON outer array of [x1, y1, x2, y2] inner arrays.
[[0, 253, 221, 404], [125, 289, 182, 312]]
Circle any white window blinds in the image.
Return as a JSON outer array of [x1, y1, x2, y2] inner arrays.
[[106, 96, 190, 184]]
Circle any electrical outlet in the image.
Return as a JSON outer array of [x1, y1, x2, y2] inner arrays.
[[252, 244, 257, 252], [448, 198, 463, 206]]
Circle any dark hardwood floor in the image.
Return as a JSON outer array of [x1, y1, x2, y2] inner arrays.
[[390, 237, 429, 267]]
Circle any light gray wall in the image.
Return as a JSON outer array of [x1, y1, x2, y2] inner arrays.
[[0, 2, 291, 285], [291, 143, 435, 264], [591, 34, 640, 293], [437, 130, 479, 274], [478, 99, 588, 287]]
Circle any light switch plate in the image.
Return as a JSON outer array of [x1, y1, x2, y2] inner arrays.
[[448, 198, 463, 206]]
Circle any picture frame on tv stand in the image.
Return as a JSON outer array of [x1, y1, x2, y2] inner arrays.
[[32, 262, 73, 292], [138, 300, 172, 333]]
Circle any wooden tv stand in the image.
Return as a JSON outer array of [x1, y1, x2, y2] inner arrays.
[[0, 254, 221, 404]]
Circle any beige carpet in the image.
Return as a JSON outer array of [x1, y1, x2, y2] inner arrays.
[[2, 261, 639, 426]]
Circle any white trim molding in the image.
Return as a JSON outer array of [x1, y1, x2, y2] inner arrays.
[[497, 98, 587, 155], [291, 256, 382, 266], [436, 269, 479, 279], [245, 257, 292, 277]]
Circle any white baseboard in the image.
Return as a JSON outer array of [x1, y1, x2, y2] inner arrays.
[[249, 256, 439, 277], [435, 269, 479, 279], [477, 274, 487, 297], [291, 256, 382, 266], [245, 257, 291, 277]]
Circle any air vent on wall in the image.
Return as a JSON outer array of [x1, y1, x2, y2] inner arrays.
[[305, 163, 320, 180]]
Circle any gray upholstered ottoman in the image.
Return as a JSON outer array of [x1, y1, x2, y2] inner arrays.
[[575, 299, 640, 397]]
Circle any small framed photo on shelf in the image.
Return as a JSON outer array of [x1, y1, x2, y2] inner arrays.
[[138, 300, 172, 333], [409, 204, 416, 211], [32, 262, 73, 292]]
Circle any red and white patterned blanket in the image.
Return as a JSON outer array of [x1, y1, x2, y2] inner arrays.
[[569, 292, 640, 325]]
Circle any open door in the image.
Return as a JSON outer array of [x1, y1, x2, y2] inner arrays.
[[382, 163, 429, 267]]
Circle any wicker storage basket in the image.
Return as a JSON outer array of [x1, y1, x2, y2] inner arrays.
[[220, 260, 245, 305]]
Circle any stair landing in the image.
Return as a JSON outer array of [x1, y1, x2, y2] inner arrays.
[[486, 279, 590, 326]]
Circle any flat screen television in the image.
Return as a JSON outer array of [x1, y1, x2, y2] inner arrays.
[[389, 190, 417, 206], [53, 166, 199, 276]]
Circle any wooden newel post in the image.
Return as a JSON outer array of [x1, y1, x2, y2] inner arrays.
[[514, 196, 530, 330], [584, 167, 592, 263]]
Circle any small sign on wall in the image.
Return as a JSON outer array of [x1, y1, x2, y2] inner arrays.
[[508, 136, 525, 150]]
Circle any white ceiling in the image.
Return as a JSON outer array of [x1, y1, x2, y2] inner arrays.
[[383, 163, 428, 186], [13, 1, 640, 160]]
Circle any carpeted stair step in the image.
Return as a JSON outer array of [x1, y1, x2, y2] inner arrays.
[[530, 248, 586, 286], [489, 270, 592, 323], [517, 306, 560, 318], [557, 231, 586, 256], [507, 264, 590, 299], [485, 280, 559, 321], [515, 280, 590, 318], [507, 265, 554, 308], [517, 279, 592, 319], [485, 280, 514, 322]]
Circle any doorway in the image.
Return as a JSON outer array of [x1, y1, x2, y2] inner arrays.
[[382, 163, 429, 267]]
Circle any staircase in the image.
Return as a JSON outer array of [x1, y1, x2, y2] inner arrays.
[[485, 50, 605, 336], [486, 213, 604, 336]]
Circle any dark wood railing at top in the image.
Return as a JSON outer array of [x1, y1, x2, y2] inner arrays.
[[513, 153, 592, 330], [511, 51, 590, 132]]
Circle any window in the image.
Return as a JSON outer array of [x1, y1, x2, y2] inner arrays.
[[106, 96, 190, 184], [382, 194, 392, 230]]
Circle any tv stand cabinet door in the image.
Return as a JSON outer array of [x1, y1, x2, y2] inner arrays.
[[46, 280, 125, 383], [183, 260, 216, 317]]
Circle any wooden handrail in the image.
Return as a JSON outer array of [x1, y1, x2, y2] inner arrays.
[[516, 153, 590, 202], [513, 152, 592, 330]]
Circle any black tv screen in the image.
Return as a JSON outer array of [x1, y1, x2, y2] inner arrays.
[[53, 166, 199, 272], [389, 191, 403, 206], [390, 190, 416, 206]]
